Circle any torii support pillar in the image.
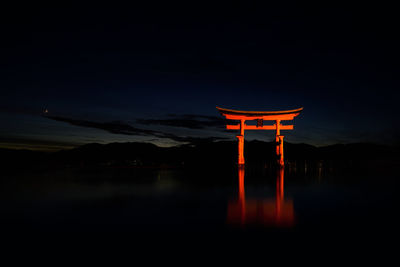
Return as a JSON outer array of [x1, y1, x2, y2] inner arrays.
[[275, 119, 284, 167], [237, 119, 245, 165], [216, 106, 303, 167], [237, 135, 245, 165], [276, 135, 284, 167]]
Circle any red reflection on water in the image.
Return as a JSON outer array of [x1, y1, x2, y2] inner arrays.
[[227, 167, 295, 227]]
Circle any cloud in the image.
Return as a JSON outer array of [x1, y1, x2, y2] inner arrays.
[[46, 115, 157, 136], [136, 114, 226, 129], [45, 115, 227, 144]]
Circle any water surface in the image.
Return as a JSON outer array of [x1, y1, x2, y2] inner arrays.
[[1, 161, 398, 250]]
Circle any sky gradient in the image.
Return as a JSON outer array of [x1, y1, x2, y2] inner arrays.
[[1, 2, 400, 150]]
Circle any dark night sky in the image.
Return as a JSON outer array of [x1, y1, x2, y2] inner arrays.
[[1, 2, 400, 150]]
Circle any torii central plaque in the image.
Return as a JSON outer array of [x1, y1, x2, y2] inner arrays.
[[217, 106, 303, 167]]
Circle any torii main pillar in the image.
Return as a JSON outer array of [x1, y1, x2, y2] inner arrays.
[[217, 107, 303, 167]]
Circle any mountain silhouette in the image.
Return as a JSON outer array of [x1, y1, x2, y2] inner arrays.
[[2, 140, 399, 173]]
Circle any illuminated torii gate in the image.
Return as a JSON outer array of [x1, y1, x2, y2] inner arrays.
[[217, 106, 303, 166]]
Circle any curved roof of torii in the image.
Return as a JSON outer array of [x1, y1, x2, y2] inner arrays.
[[216, 106, 303, 116]]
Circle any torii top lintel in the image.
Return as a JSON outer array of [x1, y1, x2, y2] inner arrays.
[[216, 106, 303, 121]]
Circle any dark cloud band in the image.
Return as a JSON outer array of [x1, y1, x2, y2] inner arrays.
[[45, 115, 227, 144], [136, 114, 226, 129]]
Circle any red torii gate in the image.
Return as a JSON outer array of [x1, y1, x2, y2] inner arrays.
[[216, 106, 303, 166]]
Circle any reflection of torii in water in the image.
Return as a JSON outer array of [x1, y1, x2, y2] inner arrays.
[[227, 166, 295, 227]]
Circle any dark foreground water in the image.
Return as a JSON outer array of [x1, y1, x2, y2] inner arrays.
[[1, 161, 399, 259]]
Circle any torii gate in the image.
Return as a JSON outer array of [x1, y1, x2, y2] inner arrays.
[[216, 106, 303, 166]]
